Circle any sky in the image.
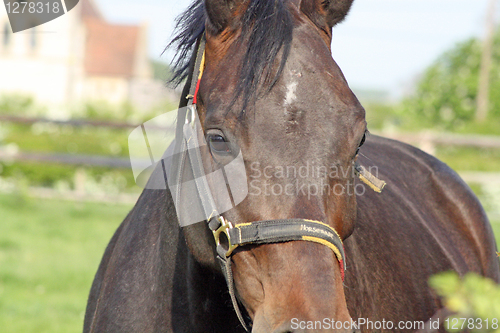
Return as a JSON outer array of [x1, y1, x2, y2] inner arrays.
[[332, 0, 494, 97], [95, 0, 497, 99]]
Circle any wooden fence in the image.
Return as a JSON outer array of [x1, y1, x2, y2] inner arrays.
[[0, 115, 499, 181]]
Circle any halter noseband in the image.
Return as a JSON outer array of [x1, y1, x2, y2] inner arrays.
[[175, 35, 383, 331]]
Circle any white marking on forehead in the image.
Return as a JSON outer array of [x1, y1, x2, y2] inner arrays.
[[284, 80, 298, 106]]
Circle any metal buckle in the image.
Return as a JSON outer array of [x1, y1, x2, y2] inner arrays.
[[213, 216, 238, 257]]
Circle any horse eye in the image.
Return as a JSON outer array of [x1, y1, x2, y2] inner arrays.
[[359, 133, 366, 147], [207, 134, 230, 153], [356, 133, 366, 156]]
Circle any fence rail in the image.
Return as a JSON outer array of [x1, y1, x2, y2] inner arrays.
[[0, 149, 132, 168], [374, 131, 500, 150], [0, 114, 172, 131], [458, 172, 500, 184], [0, 114, 140, 129]]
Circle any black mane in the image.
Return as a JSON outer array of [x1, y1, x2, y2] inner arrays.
[[167, 0, 293, 111]]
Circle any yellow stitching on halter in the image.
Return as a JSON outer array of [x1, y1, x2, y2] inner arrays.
[[303, 219, 343, 243], [198, 50, 205, 80], [302, 236, 343, 262], [235, 222, 253, 228]]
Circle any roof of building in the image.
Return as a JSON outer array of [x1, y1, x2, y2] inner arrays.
[[83, 18, 139, 78], [81, 0, 142, 78], [80, 0, 103, 20]]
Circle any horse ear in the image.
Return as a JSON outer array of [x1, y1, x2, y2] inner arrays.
[[301, 0, 354, 29], [205, 0, 244, 33]]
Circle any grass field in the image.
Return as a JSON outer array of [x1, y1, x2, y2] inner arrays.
[[0, 194, 131, 333], [0, 193, 498, 333]]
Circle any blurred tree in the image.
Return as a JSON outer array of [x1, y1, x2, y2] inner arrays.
[[476, 0, 497, 122], [401, 28, 500, 129], [430, 271, 500, 332]]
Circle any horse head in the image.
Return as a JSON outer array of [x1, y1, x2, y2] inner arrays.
[[173, 0, 366, 331]]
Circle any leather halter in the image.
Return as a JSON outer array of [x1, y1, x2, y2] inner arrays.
[[175, 35, 383, 331]]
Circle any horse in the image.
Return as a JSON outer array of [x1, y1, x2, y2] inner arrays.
[[83, 0, 500, 332]]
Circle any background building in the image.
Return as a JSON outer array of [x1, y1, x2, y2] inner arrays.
[[0, 0, 175, 115]]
